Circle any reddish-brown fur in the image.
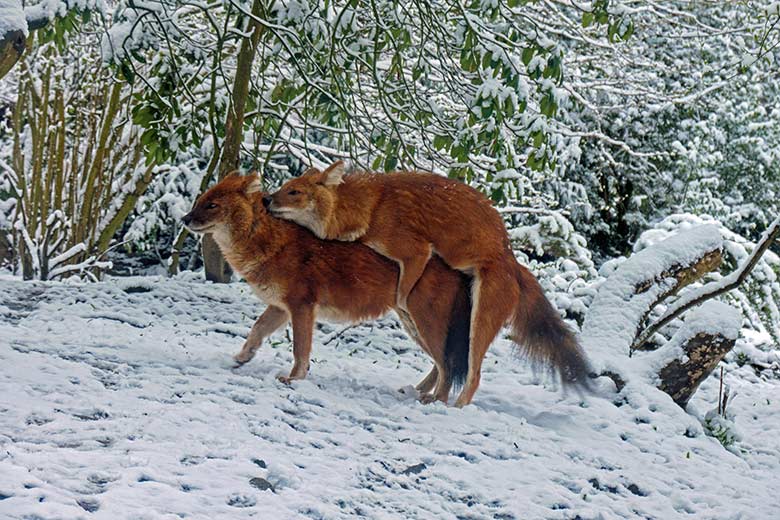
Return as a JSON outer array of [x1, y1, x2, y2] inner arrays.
[[182, 173, 470, 403], [268, 162, 591, 406]]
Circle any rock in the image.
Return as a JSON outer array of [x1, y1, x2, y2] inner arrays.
[[249, 477, 274, 492], [401, 463, 427, 475], [251, 458, 267, 469], [123, 285, 152, 294]]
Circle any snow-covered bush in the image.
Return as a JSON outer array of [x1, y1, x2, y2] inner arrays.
[[556, 1, 780, 257], [0, 21, 166, 280], [103, 0, 633, 201]]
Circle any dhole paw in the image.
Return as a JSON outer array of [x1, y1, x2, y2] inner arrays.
[[418, 393, 438, 405], [233, 353, 253, 366], [277, 374, 304, 385]]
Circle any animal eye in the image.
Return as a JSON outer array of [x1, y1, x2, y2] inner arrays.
[[206, 202, 218, 210], [288, 190, 301, 196]]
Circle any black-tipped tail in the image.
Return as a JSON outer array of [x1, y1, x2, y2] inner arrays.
[[512, 264, 592, 390]]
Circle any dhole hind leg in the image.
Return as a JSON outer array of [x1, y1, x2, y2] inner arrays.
[[396, 307, 443, 400], [395, 243, 433, 310], [416, 366, 439, 394], [419, 365, 452, 404], [454, 271, 515, 407], [279, 305, 315, 384], [234, 306, 289, 366], [400, 305, 450, 403]]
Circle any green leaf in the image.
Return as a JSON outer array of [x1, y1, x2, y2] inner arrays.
[[521, 47, 535, 66], [451, 144, 469, 162], [526, 152, 545, 171], [582, 12, 594, 27], [608, 23, 618, 43], [503, 97, 515, 117], [132, 106, 153, 127], [130, 50, 147, 64], [540, 94, 557, 117], [518, 99, 528, 113], [433, 134, 452, 151], [145, 142, 159, 166], [622, 20, 635, 41], [141, 129, 156, 146], [384, 155, 398, 171]]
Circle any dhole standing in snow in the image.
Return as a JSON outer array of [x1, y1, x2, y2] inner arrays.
[[266, 161, 590, 406], [182, 172, 471, 403]]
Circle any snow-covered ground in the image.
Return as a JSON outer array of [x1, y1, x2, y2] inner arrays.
[[1, 273, 779, 519]]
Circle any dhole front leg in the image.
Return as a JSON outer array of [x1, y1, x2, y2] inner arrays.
[[234, 306, 289, 366], [278, 305, 315, 384]]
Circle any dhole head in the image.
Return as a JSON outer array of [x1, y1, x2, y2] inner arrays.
[[182, 172, 262, 235], [264, 161, 345, 228]]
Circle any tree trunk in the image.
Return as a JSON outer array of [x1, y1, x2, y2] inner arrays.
[[0, 230, 12, 268], [0, 28, 25, 80], [632, 248, 723, 351], [202, 0, 265, 282], [632, 216, 780, 351]]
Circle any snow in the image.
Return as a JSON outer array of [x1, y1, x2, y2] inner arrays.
[[1, 274, 780, 518], [0, 0, 27, 36]]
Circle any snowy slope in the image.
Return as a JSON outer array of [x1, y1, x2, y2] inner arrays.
[[1, 274, 779, 519]]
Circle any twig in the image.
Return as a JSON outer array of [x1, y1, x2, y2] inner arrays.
[[323, 325, 358, 346]]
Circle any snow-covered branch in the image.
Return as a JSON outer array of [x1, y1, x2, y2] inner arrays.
[[632, 217, 780, 351]]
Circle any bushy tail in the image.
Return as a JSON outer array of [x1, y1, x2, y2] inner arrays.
[[444, 272, 472, 389], [511, 263, 592, 389]]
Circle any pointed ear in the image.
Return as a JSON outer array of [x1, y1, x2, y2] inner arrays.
[[300, 166, 322, 180], [245, 174, 263, 194], [321, 161, 346, 186], [226, 169, 242, 178]]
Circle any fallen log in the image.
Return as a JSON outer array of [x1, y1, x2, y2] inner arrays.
[[652, 301, 741, 407], [581, 224, 723, 361], [581, 224, 732, 406]]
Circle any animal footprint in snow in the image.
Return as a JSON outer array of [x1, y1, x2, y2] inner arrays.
[[226, 493, 256, 508]]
